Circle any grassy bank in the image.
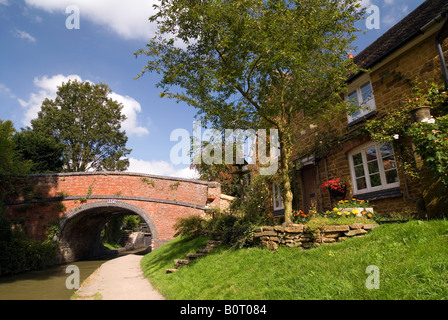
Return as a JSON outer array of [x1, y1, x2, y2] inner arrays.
[[141, 220, 448, 300]]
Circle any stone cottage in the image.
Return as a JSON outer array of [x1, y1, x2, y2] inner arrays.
[[273, 0, 448, 217]]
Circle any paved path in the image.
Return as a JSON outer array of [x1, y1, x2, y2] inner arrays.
[[73, 254, 165, 300]]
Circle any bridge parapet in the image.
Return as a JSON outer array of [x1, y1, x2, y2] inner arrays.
[[3, 172, 221, 262]]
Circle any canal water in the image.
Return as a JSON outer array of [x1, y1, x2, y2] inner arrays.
[[0, 248, 150, 300], [0, 259, 107, 300]]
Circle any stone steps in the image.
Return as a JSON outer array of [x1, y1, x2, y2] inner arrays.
[[166, 240, 221, 274]]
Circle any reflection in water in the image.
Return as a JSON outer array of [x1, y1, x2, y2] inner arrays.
[[0, 247, 150, 300], [0, 259, 107, 300]]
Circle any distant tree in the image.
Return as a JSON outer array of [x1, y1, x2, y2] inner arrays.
[[0, 120, 31, 175], [136, 0, 363, 222], [31, 80, 131, 172], [13, 129, 64, 173]]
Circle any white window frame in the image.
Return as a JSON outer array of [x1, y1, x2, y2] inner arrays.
[[272, 183, 284, 211], [346, 78, 376, 124], [348, 142, 400, 195]]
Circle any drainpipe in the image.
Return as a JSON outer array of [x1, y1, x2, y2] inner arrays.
[[435, 13, 448, 90]]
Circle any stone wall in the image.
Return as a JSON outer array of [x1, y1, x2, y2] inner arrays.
[[252, 223, 379, 250]]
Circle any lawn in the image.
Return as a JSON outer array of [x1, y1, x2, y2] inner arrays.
[[141, 220, 448, 300]]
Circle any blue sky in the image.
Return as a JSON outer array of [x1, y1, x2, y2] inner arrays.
[[0, 0, 425, 178]]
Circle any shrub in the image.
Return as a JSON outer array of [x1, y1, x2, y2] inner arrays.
[[0, 209, 57, 276], [174, 215, 206, 238]]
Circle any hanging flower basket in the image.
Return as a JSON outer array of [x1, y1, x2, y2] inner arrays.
[[410, 106, 431, 123], [321, 178, 346, 199]]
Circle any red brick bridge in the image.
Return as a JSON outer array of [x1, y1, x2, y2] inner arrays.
[[4, 172, 221, 263]]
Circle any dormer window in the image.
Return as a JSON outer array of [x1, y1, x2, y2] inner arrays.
[[346, 80, 376, 124]]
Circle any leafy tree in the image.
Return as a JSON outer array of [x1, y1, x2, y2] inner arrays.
[[13, 129, 64, 173], [0, 120, 31, 175], [136, 0, 363, 222], [31, 80, 131, 172]]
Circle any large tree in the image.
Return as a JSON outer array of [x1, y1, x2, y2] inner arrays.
[[31, 80, 131, 172], [136, 0, 363, 222]]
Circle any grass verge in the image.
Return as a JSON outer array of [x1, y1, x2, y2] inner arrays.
[[141, 220, 448, 300]]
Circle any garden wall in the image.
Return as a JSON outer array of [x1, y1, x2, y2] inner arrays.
[[252, 223, 379, 250]]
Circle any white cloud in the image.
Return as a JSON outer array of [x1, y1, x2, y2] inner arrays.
[[127, 157, 199, 179], [24, 0, 159, 40], [18, 74, 82, 126], [18, 74, 149, 137], [109, 92, 149, 137], [0, 0, 9, 6], [13, 29, 37, 42], [0, 83, 16, 99]]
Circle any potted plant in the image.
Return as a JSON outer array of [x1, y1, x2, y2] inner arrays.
[[321, 178, 346, 199], [406, 95, 431, 123]]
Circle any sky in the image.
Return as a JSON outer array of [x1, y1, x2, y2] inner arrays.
[[0, 0, 426, 178]]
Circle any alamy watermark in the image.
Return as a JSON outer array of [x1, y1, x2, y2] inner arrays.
[[365, 5, 380, 30], [66, 5, 80, 30], [65, 265, 80, 290], [365, 265, 380, 290], [170, 121, 279, 175]]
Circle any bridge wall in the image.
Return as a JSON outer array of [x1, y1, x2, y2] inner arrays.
[[4, 172, 220, 261]]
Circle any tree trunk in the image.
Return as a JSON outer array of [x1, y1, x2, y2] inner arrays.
[[279, 136, 293, 223]]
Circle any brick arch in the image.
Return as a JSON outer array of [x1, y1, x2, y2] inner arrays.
[[56, 201, 159, 262], [3, 172, 221, 263]]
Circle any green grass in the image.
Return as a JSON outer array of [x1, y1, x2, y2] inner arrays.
[[141, 220, 448, 300]]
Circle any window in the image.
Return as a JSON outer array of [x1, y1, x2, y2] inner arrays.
[[346, 81, 376, 123], [272, 183, 284, 211], [348, 142, 400, 195]]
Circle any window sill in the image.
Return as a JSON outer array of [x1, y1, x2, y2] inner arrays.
[[273, 208, 285, 216], [347, 111, 378, 128], [354, 187, 402, 201]]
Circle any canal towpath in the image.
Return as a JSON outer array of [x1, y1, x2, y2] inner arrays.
[[73, 254, 165, 300]]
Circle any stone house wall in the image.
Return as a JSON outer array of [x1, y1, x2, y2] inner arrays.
[[290, 20, 448, 217]]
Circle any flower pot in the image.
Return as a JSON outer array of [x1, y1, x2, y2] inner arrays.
[[329, 186, 346, 199], [410, 106, 431, 123]]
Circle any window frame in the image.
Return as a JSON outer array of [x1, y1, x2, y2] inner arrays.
[[348, 142, 400, 195], [346, 79, 376, 124], [272, 183, 284, 211]]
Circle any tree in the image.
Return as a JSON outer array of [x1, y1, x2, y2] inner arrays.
[[0, 120, 31, 175], [31, 80, 131, 172], [13, 129, 64, 173], [136, 0, 363, 222]]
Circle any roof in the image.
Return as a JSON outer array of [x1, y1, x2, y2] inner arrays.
[[353, 0, 448, 72]]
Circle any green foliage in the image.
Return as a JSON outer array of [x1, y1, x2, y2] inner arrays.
[[169, 181, 180, 190], [174, 215, 207, 238], [12, 129, 64, 173], [30, 79, 131, 172], [0, 120, 32, 176], [141, 177, 155, 187], [45, 221, 60, 242], [101, 215, 125, 246], [0, 204, 57, 276], [364, 82, 448, 187], [123, 215, 142, 229], [408, 114, 448, 187], [136, 0, 364, 221], [230, 175, 272, 222]]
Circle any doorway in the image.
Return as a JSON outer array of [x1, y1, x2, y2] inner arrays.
[[300, 164, 319, 214]]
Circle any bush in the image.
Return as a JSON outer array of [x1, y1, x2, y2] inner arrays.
[[174, 213, 256, 248], [174, 215, 206, 238], [0, 212, 58, 277]]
